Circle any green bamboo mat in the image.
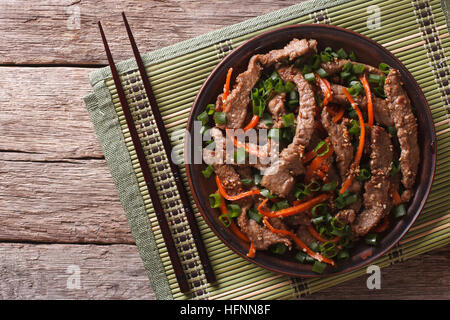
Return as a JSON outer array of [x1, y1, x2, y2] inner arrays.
[[84, 0, 450, 300]]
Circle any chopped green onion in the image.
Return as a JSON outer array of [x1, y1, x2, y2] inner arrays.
[[316, 67, 328, 78], [284, 81, 295, 92], [393, 204, 407, 218], [234, 147, 248, 164], [352, 63, 365, 74], [337, 250, 350, 261], [219, 214, 231, 228], [312, 203, 328, 217], [214, 111, 226, 125], [330, 217, 346, 231], [322, 181, 337, 192], [227, 204, 242, 218], [390, 159, 401, 176], [314, 140, 330, 156], [387, 126, 397, 137], [197, 111, 209, 126], [364, 233, 378, 246], [282, 113, 295, 128], [295, 252, 308, 263], [302, 64, 312, 75], [309, 242, 320, 252], [310, 54, 321, 70], [248, 207, 262, 223], [336, 48, 348, 59], [206, 103, 215, 115], [312, 216, 326, 225], [343, 61, 352, 72], [340, 71, 351, 79], [304, 72, 316, 82], [312, 261, 327, 274], [357, 167, 371, 181], [379, 62, 391, 74], [261, 113, 273, 127], [320, 52, 332, 62], [308, 180, 321, 192], [241, 178, 253, 186], [349, 51, 356, 61], [344, 193, 358, 206], [269, 243, 287, 255], [368, 74, 382, 84], [201, 165, 214, 179], [268, 128, 280, 141], [348, 80, 363, 96], [271, 200, 290, 212], [373, 86, 386, 98], [294, 184, 310, 200], [254, 172, 263, 186], [209, 193, 222, 208], [260, 188, 276, 199], [348, 119, 360, 135], [200, 125, 210, 136]]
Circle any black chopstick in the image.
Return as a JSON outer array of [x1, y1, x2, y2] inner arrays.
[[98, 21, 190, 293], [121, 12, 216, 284]]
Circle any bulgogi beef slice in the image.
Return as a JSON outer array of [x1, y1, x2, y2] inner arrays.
[[321, 107, 353, 177], [260, 162, 296, 198], [352, 126, 393, 236], [237, 207, 291, 250], [220, 55, 263, 129], [277, 65, 317, 157], [214, 165, 243, 197], [202, 127, 234, 166], [384, 69, 419, 191], [266, 92, 287, 128], [259, 38, 317, 66], [335, 209, 356, 225], [321, 58, 385, 76]]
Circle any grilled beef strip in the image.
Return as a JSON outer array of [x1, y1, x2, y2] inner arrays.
[[352, 126, 394, 236], [335, 209, 356, 225], [237, 206, 292, 250], [321, 107, 353, 178], [257, 92, 287, 129], [219, 55, 264, 129], [260, 65, 317, 197], [295, 225, 317, 248], [384, 69, 419, 193], [321, 58, 385, 77], [259, 38, 317, 67]]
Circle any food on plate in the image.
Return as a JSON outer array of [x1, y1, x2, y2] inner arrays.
[[197, 38, 419, 273]]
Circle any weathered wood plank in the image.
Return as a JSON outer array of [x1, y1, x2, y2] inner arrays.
[[0, 158, 134, 244], [0, 0, 299, 65], [0, 67, 103, 159], [0, 243, 447, 299], [0, 243, 154, 299]]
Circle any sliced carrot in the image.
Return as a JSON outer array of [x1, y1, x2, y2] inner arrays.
[[373, 216, 389, 233], [217, 190, 250, 243], [243, 114, 260, 132], [360, 74, 374, 127], [315, 74, 333, 106], [302, 150, 317, 163], [222, 68, 233, 112], [339, 87, 366, 194], [332, 107, 345, 123], [263, 217, 336, 266], [216, 176, 260, 201], [391, 186, 402, 205], [307, 224, 340, 243], [257, 194, 330, 218], [305, 138, 333, 182], [247, 243, 256, 258]]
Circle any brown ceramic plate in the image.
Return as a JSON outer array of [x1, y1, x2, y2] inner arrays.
[[184, 24, 436, 277]]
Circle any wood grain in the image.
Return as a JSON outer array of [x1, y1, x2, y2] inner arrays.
[[0, 243, 154, 299], [0, 0, 298, 65], [0, 157, 133, 244], [0, 0, 448, 300], [0, 67, 103, 159], [0, 243, 447, 299]]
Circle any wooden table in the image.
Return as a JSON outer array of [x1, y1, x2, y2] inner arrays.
[[0, 0, 448, 299]]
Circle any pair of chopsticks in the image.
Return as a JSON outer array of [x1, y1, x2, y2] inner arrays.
[[98, 12, 215, 293]]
